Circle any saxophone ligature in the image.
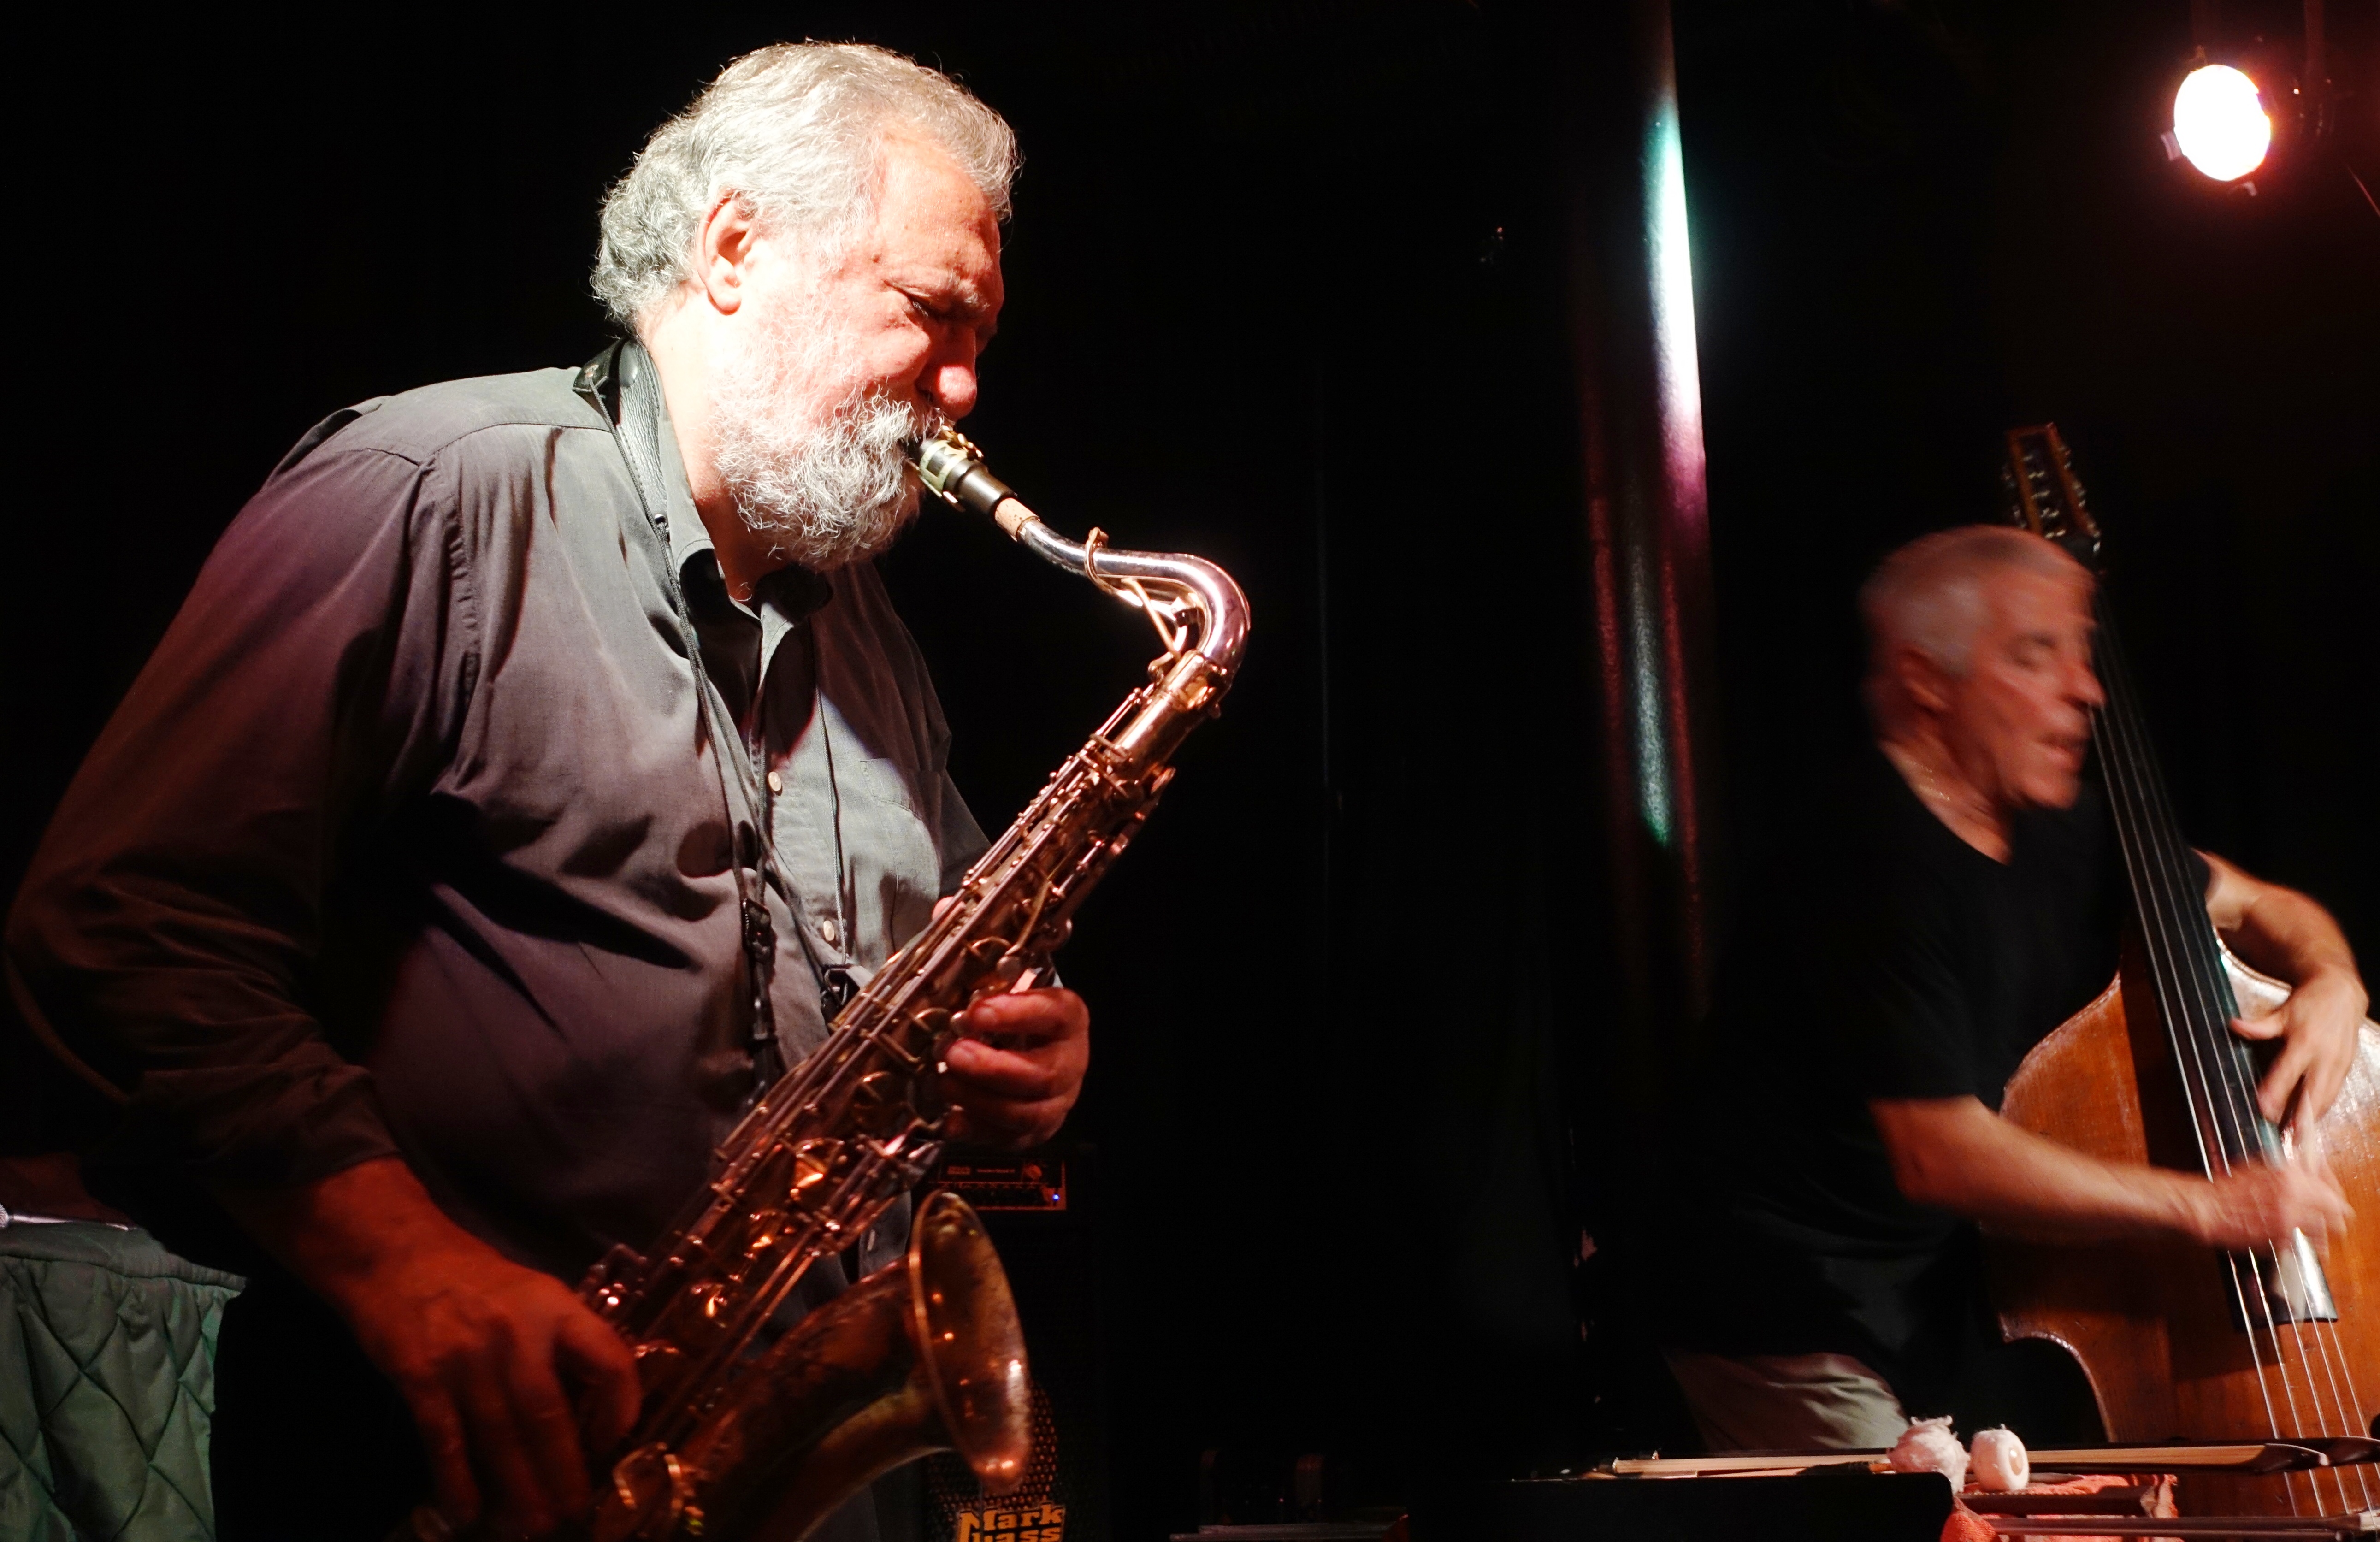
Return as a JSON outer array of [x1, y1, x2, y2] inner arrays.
[[407, 432, 1248, 1541]]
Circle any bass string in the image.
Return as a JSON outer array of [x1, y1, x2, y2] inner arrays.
[[2101, 628, 2370, 1506], [2035, 465, 2363, 1501], [2097, 632, 2318, 1387], [2038, 485, 2352, 1508], [2091, 626, 2343, 1511], [2087, 641, 2311, 1515], [2094, 616, 2367, 1512], [2114, 636, 2380, 1506], [2040, 469, 2364, 1501], [2087, 609, 2230, 1170], [2322, 1255, 2378, 1506], [2132, 753, 2379, 1513], [2113, 662, 2260, 1155], [2297, 1314, 2379, 1511], [2097, 620, 2258, 1158], [2134, 676, 2374, 1515], [2123, 718, 2342, 1513], [2088, 638, 2306, 1511]]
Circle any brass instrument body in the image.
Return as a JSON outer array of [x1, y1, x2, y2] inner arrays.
[[591, 1193, 1027, 1542], [554, 430, 1249, 1541]]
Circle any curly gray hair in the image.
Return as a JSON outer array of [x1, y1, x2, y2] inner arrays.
[[592, 42, 1019, 332]]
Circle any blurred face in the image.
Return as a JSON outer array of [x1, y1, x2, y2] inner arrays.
[[708, 131, 1004, 568], [1937, 567, 2106, 811]]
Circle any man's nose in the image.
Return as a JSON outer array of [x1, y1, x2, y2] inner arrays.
[[921, 343, 980, 422], [2071, 655, 2107, 709]]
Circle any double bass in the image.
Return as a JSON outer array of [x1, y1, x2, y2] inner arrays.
[[1984, 425, 2380, 1520]]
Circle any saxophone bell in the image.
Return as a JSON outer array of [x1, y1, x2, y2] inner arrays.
[[590, 1192, 1028, 1542]]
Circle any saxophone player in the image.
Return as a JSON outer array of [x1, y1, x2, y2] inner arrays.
[[5, 44, 1085, 1542]]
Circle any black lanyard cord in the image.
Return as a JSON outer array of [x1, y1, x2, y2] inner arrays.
[[580, 340, 820, 1093]]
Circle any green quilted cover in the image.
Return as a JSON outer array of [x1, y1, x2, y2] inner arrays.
[[0, 1223, 244, 1542]]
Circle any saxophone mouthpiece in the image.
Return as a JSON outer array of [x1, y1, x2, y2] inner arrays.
[[909, 425, 1249, 674], [912, 428, 1038, 538]]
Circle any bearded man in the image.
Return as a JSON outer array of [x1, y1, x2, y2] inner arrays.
[[4, 43, 1081, 1541], [1654, 525, 2366, 1452]]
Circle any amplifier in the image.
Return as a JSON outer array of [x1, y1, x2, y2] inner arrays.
[[923, 1143, 1109, 1542]]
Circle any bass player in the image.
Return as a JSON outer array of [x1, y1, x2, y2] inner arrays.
[[1655, 524, 2364, 1451]]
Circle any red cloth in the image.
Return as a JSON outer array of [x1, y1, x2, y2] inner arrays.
[[1942, 1472, 2179, 1542]]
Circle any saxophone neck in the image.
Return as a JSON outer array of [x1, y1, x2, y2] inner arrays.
[[910, 429, 1251, 676]]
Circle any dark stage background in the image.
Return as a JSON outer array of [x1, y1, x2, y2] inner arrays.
[[7, 2, 2374, 1536]]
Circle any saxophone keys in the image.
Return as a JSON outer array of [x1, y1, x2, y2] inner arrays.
[[788, 1138, 843, 1206], [631, 1340, 684, 1393], [579, 1242, 646, 1303], [897, 1007, 950, 1061], [591, 1442, 692, 1542], [962, 935, 1035, 996], [688, 1280, 732, 1322], [740, 1208, 789, 1261], [852, 1069, 914, 1134]]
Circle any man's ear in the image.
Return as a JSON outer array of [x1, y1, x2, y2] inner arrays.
[[695, 194, 758, 317], [1895, 644, 1956, 716]]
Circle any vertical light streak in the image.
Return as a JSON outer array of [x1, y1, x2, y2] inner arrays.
[[1628, 101, 1708, 851], [1628, 541, 1672, 848], [1647, 101, 1708, 497]]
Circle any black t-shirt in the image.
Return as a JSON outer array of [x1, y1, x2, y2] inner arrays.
[[1657, 744, 2183, 1401]]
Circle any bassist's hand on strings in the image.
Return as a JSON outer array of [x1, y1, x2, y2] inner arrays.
[[1872, 1095, 2351, 1252], [2230, 967, 2368, 1131], [2201, 850, 2369, 1128], [2187, 1151, 2354, 1252]]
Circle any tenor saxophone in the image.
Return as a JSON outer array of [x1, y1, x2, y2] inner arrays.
[[529, 430, 1248, 1541]]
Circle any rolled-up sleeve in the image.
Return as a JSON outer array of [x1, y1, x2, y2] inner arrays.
[[5, 410, 477, 1190]]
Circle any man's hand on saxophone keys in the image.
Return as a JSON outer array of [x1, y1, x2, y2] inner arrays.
[[941, 986, 1091, 1148]]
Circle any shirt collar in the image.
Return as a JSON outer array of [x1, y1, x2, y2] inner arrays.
[[645, 384, 715, 580]]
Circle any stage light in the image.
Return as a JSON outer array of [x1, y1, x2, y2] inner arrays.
[[2172, 63, 2272, 182]]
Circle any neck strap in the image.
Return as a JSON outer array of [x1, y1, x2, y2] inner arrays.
[[577, 341, 799, 1091]]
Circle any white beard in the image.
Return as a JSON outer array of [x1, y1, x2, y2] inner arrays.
[[705, 285, 940, 572]]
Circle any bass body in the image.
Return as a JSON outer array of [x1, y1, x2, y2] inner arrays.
[[1991, 946, 2380, 1516]]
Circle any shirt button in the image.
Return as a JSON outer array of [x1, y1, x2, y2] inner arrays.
[[766, 770, 784, 795], [819, 918, 839, 945]]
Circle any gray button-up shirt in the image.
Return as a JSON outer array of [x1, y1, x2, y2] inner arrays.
[[6, 362, 986, 1280]]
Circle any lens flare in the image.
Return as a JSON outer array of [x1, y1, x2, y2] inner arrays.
[[2173, 64, 2271, 181]]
